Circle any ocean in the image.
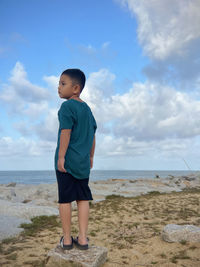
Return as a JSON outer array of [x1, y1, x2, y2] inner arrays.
[[0, 170, 199, 185]]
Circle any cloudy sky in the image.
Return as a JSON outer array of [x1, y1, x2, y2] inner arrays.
[[0, 0, 200, 171]]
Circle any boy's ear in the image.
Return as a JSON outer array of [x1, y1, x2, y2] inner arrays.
[[75, 84, 81, 94]]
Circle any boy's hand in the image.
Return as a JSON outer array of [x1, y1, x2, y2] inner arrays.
[[57, 158, 67, 173], [90, 157, 93, 169]]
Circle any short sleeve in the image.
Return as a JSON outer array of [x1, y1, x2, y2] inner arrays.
[[58, 102, 74, 130]]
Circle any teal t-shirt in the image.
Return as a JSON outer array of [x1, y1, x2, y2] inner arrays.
[[54, 99, 97, 179]]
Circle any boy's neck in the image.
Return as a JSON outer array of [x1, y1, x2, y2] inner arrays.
[[69, 95, 81, 100]]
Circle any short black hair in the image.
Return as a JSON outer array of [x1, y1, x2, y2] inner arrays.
[[61, 68, 86, 93]]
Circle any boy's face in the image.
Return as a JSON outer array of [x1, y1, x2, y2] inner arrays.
[[58, 74, 80, 99]]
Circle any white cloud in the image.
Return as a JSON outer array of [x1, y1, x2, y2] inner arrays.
[[116, 0, 200, 60], [3, 65, 200, 144], [115, 0, 200, 89], [23, 101, 49, 119], [0, 136, 55, 157], [80, 69, 200, 142], [82, 68, 116, 104], [34, 108, 59, 142], [12, 108, 59, 142], [9, 61, 51, 101], [0, 62, 58, 126], [81, 69, 200, 160], [43, 75, 59, 90], [1, 65, 200, 169], [0, 62, 51, 116], [110, 82, 200, 140], [96, 133, 192, 159]]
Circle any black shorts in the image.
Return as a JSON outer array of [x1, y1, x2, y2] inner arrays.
[[55, 169, 93, 203]]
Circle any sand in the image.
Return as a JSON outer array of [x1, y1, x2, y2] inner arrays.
[[0, 188, 200, 267]]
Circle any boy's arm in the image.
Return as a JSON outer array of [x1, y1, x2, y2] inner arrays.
[[58, 129, 71, 172], [90, 134, 96, 158]]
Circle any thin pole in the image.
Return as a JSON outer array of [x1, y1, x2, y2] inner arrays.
[[181, 157, 191, 170]]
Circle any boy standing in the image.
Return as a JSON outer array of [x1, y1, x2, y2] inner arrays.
[[54, 68, 97, 250]]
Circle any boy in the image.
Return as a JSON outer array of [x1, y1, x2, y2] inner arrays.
[[54, 68, 97, 250]]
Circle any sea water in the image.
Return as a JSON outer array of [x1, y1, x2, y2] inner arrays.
[[0, 170, 199, 185]]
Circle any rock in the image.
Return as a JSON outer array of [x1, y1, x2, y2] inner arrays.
[[0, 215, 31, 241], [22, 199, 32, 203], [46, 244, 108, 267], [0, 199, 59, 219], [162, 224, 200, 242], [182, 176, 196, 181], [6, 182, 16, 187]]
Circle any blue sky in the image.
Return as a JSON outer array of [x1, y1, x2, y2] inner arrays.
[[1, 0, 147, 85], [0, 0, 200, 171]]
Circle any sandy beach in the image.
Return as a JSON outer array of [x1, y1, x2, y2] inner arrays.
[[0, 174, 200, 266]]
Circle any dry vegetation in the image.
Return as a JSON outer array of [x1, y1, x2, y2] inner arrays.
[[0, 188, 200, 266]]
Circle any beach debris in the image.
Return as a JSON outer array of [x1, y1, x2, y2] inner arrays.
[[46, 244, 108, 267], [161, 224, 200, 243]]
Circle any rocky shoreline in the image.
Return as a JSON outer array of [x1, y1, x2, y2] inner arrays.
[[0, 173, 200, 241]]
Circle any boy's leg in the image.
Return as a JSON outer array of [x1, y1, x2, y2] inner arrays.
[[59, 203, 72, 244], [76, 200, 89, 245]]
